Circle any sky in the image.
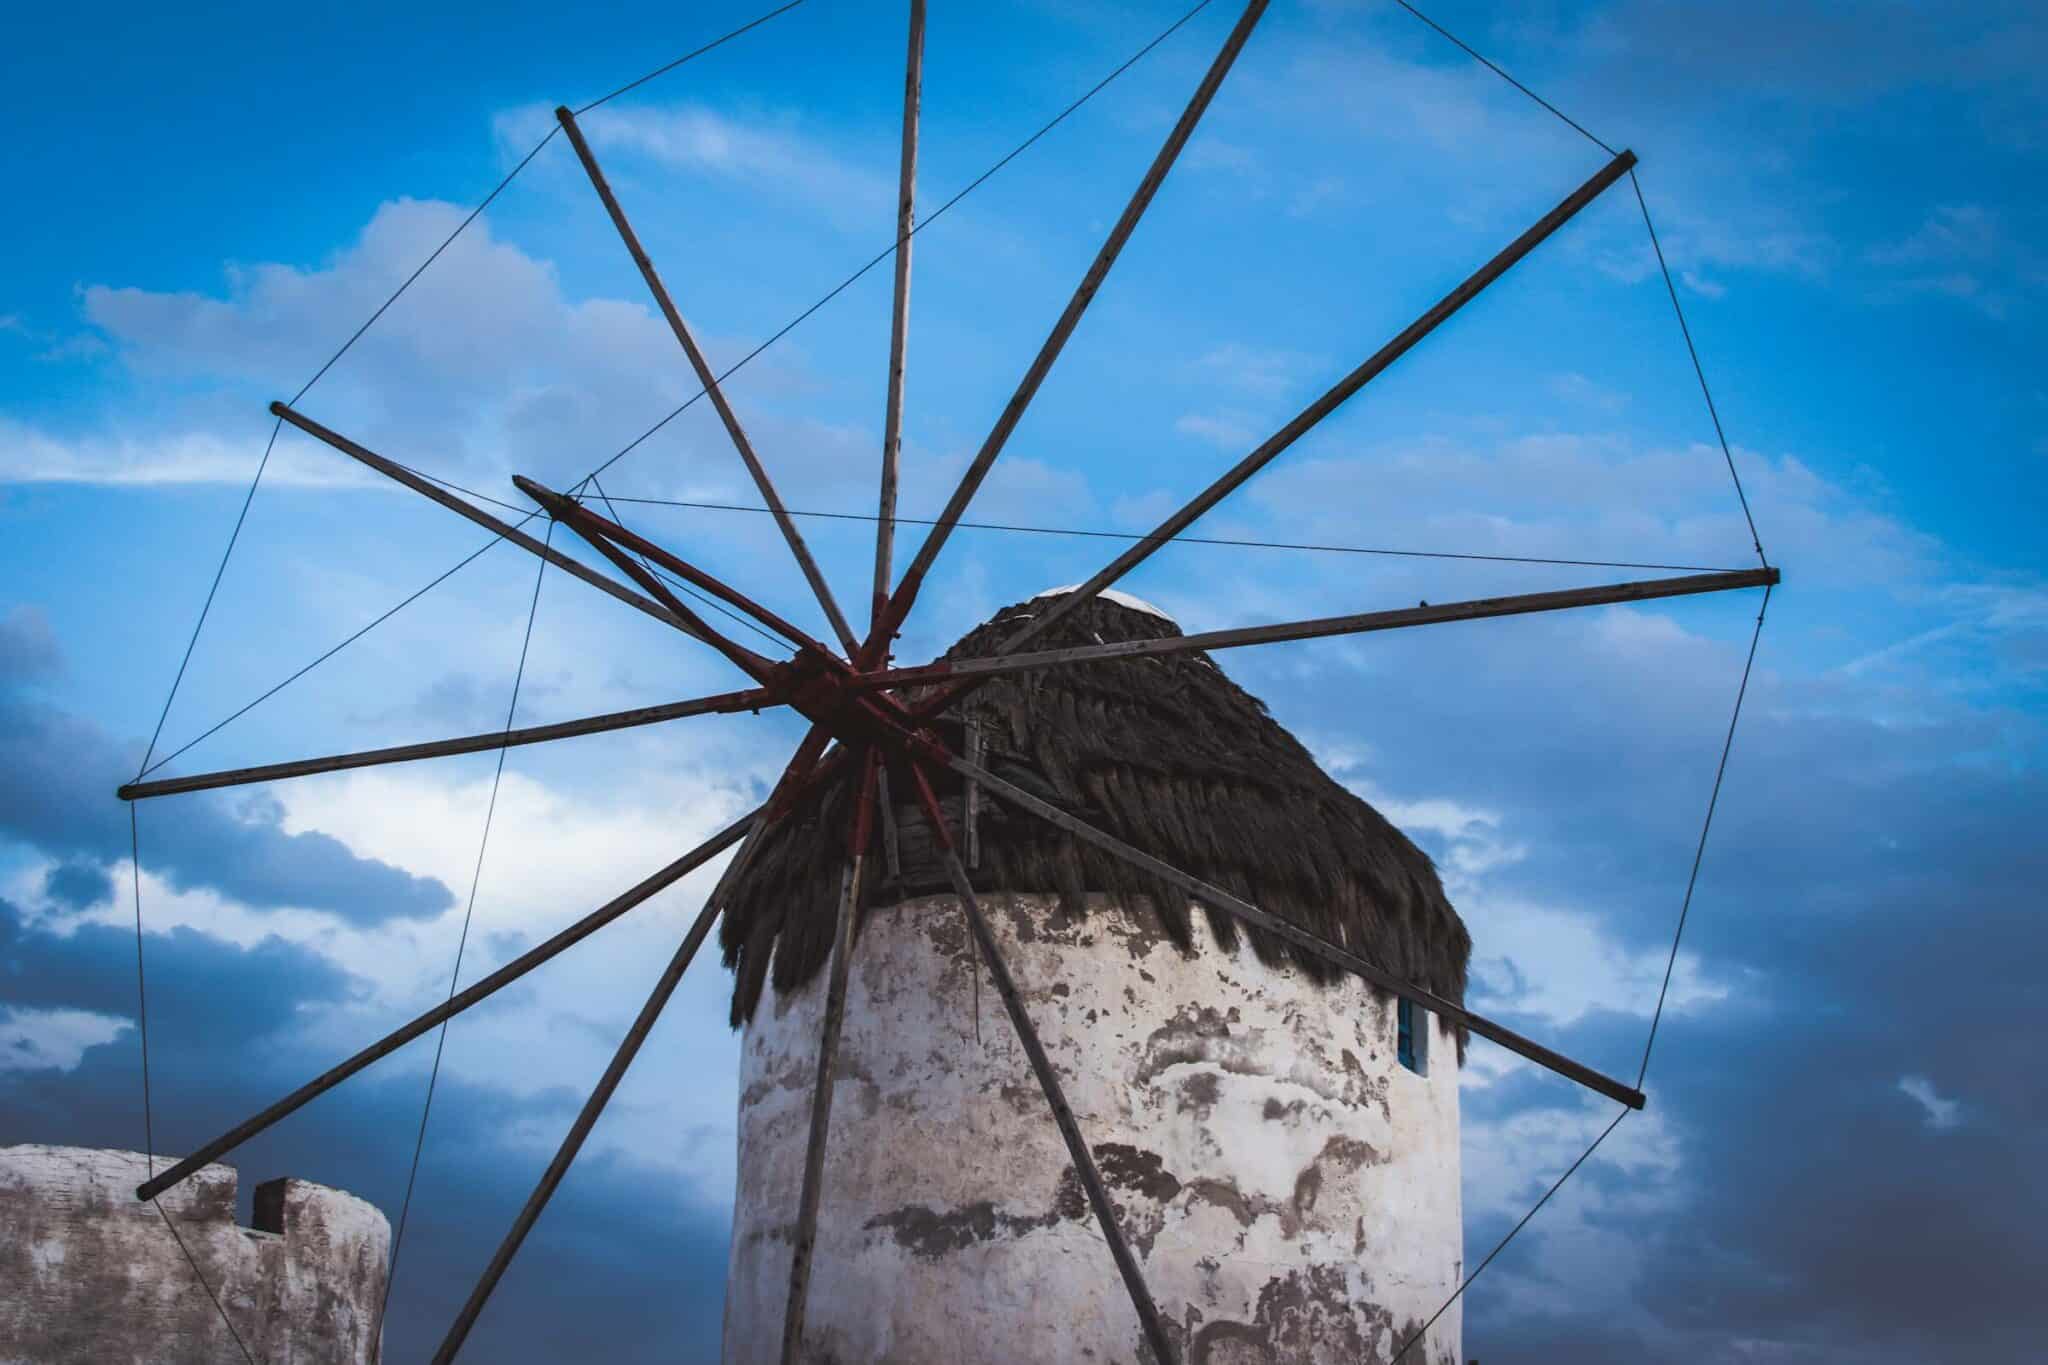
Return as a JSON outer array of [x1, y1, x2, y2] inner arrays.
[[3, 0, 2044, 1360]]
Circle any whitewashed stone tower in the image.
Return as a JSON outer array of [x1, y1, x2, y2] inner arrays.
[[0, 1144, 390, 1363], [721, 591, 1469, 1365]]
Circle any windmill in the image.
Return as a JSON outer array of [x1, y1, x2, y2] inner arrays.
[[116, 2, 1777, 1361]]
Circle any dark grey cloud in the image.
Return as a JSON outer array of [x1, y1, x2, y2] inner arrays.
[[0, 894, 732, 1363], [40, 860, 113, 911], [1234, 598, 2045, 1362], [0, 607, 61, 684], [0, 641, 453, 924]]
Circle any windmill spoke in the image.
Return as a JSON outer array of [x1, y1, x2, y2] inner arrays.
[[518, 478, 783, 684], [903, 761, 1179, 1365], [271, 401, 700, 640], [947, 752, 1649, 1111], [133, 809, 759, 1204], [517, 475, 828, 656], [432, 816, 771, 1364], [878, 0, 1272, 645], [555, 106, 862, 657], [780, 750, 879, 1365], [117, 687, 785, 802], [862, 568, 1776, 696], [870, 0, 926, 651], [1002, 146, 1641, 656]]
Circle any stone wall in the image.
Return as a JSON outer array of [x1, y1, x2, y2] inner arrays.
[[723, 892, 1463, 1365], [0, 1145, 390, 1364]]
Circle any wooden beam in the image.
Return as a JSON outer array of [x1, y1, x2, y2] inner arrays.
[[780, 752, 878, 1364], [877, 0, 1271, 645], [431, 818, 769, 1364], [1006, 146, 1640, 656], [947, 754, 1648, 1112], [871, 0, 925, 644], [903, 762, 1179, 1364], [867, 568, 1776, 695], [271, 401, 699, 641], [134, 809, 758, 1203], [556, 106, 862, 657], [117, 687, 782, 802], [516, 476, 782, 685], [516, 474, 827, 657]]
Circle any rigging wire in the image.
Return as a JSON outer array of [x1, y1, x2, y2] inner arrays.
[[588, 474, 793, 651], [378, 522, 556, 1335], [596, 493, 1743, 575], [130, 0, 801, 781], [130, 806, 260, 1364], [569, 0, 1217, 492], [1388, 0, 1616, 157], [140, 0, 1219, 774], [1629, 168, 1769, 567], [1390, 1105, 1631, 1363], [1373, 3, 1777, 1351], [1637, 584, 1770, 1087]]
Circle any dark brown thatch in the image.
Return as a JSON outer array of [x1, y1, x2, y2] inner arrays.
[[718, 591, 1470, 1036]]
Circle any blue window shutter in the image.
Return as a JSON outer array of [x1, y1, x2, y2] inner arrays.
[[1398, 998, 1416, 1072]]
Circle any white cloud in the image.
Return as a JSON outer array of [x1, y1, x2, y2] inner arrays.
[[0, 417, 380, 488], [1897, 1074, 1963, 1131], [496, 101, 891, 228], [1173, 410, 1260, 450], [0, 1007, 130, 1074]]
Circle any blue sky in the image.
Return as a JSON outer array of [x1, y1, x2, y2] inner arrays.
[[3, 1, 2043, 1360]]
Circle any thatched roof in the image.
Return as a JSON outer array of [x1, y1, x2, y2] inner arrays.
[[718, 590, 1470, 1032]]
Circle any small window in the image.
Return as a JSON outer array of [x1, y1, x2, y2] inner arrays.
[[1397, 998, 1428, 1076]]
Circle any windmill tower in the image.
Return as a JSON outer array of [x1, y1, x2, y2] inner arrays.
[[720, 589, 1470, 1364], [113, 0, 1776, 1360]]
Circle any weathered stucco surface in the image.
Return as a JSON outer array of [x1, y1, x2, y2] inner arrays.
[[0, 1145, 389, 1365], [723, 893, 1461, 1365]]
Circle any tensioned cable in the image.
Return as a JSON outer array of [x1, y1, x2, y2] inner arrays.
[[1628, 169, 1768, 567], [569, 0, 1218, 491], [378, 521, 555, 1336], [135, 526, 534, 780], [589, 473, 792, 650], [1637, 583, 1769, 1087], [130, 807, 260, 1364], [130, 1, 803, 782], [142, 0, 1217, 774], [599, 493, 1741, 574], [1388, 0, 1768, 569], [1389, 1105, 1630, 1364], [1389, 0, 1616, 157]]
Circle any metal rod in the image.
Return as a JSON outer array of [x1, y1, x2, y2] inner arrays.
[[867, 568, 1776, 694], [946, 754, 1648, 1111], [1002, 146, 1640, 657], [117, 687, 782, 802], [780, 751, 876, 1364], [555, 106, 862, 657], [872, 0, 925, 645], [516, 474, 827, 657], [432, 820, 767, 1364], [516, 477, 782, 684], [877, 0, 1271, 645], [272, 401, 700, 640], [134, 809, 757, 1203], [903, 763, 1178, 1364]]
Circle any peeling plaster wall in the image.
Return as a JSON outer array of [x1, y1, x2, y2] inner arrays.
[[0, 1145, 390, 1365], [723, 893, 1462, 1365]]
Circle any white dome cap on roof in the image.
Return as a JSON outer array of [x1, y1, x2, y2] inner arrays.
[[1033, 584, 1176, 624]]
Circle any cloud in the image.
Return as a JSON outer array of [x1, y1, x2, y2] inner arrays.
[[498, 101, 891, 229], [0, 607, 61, 683], [0, 629, 452, 926], [1896, 1075, 1962, 1132]]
